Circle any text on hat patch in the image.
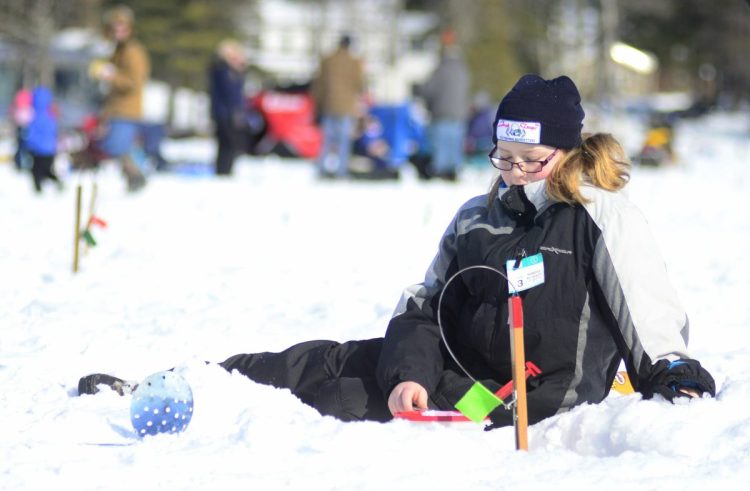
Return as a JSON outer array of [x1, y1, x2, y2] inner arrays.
[[496, 119, 541, 144]]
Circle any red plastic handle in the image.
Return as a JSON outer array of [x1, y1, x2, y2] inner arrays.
[[495, 361, 542, 399]]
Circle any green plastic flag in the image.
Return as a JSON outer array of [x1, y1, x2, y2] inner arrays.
[[454, 382, 504, 423], [81, 229, 97, 247]]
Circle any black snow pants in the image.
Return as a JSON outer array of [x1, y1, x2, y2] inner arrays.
[[31, 154, 60, 192], [219, 338, 393, 422], [214, 117, 242, 176]]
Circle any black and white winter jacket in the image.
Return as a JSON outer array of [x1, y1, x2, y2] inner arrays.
[[376, 180, 690, 426]]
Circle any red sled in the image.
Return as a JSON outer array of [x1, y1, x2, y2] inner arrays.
[[394, 361, 541, 423], [251, 91, 322, 159]]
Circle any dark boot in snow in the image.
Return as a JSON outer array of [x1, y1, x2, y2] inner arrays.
[[78, 373, 138, 396]]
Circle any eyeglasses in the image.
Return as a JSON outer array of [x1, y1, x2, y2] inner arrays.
[[488, 148, 559, 173]]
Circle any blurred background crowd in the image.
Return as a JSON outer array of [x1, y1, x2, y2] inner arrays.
[[0, 0, 748, 189]]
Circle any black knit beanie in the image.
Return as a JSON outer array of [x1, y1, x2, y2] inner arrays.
[[492, 74, 584, 149]]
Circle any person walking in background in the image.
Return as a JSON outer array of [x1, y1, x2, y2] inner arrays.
[[11, 86, 33, 172], [208, 39, 247, 176], [89, 5, 150, 192], [311, 35, 365, 179], [465, 90, 496, 160], [25, 86, 61, 193], [420, 28, 470, 181], [140, 81, 171, 172]]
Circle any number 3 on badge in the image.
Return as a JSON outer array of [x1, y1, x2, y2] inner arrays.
[[506, 253, 545, 293]]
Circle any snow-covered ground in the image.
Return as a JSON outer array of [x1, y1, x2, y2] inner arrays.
[[1, 112, 749, 490]]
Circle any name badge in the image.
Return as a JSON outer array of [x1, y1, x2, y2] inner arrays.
[[506, 253, 545, 293]]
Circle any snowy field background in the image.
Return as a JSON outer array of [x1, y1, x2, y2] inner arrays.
[[1, 112, 750, 490]]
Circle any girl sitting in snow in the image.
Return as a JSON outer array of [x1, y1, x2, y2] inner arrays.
[[79, 74, 715, 427]]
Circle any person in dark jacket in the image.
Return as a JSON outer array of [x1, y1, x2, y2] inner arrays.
[[209, 39, 247, 176], [25, 86, 61, 193], [79, 74, 716, 427]]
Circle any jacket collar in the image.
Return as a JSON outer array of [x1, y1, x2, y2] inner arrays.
[[496, 180, 552, 224]]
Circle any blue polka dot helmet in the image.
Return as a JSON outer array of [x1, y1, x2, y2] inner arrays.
[[130, 371, 194, 437]]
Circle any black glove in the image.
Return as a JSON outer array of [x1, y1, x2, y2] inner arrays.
[[641, 358, 716, 402]]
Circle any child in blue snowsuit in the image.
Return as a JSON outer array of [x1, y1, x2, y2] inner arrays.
[[25, 87, 61, 193]]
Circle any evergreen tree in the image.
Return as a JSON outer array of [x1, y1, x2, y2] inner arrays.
[[619, 0, 750, 102], [460, 0, 526, 101], [101, 0, 244, 89], [425, 0, 559, 101]]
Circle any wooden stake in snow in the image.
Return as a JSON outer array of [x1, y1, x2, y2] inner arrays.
[[73, 184, 82, 273], [509, 294, 529, 451]]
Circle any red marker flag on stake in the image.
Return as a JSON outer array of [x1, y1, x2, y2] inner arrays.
[[88, 215, 108, 229]]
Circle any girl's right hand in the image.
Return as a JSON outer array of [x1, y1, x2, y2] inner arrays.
[[388, 381, 428, 415]]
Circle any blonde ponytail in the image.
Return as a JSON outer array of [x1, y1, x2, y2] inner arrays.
[[486, 133, 630, 208], [546, 133, 630, 204]]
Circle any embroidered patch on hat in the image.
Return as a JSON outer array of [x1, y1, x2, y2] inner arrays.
[[496, 119, 541, 144]]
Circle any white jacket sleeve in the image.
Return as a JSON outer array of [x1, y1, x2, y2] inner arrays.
[[582, 186, 690, 379]]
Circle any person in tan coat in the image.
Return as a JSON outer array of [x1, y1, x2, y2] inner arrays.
[[90, 5, 150, 191], [311, 35, 364, 178]]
